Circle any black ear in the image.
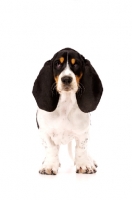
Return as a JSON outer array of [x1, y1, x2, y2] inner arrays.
[[32, 60, 59, 112], [76, 59, 103, 113]]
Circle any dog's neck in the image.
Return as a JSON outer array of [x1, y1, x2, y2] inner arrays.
[[57, 91, 76, 116]]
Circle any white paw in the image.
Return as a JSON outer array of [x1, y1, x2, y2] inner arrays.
[[75, 155, 98, 174], [39, 157, 60, 175]]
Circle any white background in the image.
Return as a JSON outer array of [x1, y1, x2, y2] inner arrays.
[[0, 0, 132, 199]]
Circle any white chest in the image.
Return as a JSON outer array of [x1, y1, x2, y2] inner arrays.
[[37, 92, 90, 145]]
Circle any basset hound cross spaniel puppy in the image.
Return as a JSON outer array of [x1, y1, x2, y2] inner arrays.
[[32, 47, 103, 175]]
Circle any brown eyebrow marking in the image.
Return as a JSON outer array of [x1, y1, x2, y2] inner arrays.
[[59, 57, 64, 63], [71, 58, 76, 65]]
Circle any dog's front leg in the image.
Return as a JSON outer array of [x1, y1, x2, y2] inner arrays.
[[39, 130, 60, 175], [75, 132, 97, 174]]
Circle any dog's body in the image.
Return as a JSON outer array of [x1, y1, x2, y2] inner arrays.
[[33, 48, 103, 175]]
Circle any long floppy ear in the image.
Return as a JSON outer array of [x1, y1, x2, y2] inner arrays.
[[32, 60, 59, 112], [76, 59, 103, 113]]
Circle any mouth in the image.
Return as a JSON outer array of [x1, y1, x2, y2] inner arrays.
[[62, 85, 72, 91], [62, 85, 72, 92]]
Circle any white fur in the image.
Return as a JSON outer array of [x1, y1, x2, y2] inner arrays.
[[37, 65, 97, 174]]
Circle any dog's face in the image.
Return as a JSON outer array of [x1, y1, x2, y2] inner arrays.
[[53, 49, 84, 93], [33, 48, 103, 112]]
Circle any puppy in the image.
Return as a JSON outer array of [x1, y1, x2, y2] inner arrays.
[[32, 48, 103, 175]]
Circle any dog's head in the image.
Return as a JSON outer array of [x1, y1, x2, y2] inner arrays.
[[32, 48, 103, 112]]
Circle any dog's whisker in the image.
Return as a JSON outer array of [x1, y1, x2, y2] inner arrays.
[[52, 85, 56, 92], [79, 83, 85, 92], [51, 82, 56, 89], [77, 83, 85, 97], [51, 83, 58, 96], [77, 90, 82, 97]]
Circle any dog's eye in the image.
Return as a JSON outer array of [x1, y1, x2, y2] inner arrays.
[[73, 64, 79, 70], [55, 61, 62, 70]]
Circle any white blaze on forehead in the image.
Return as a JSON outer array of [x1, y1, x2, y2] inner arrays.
[[61, 52, 71, 77], [61, 61, 72, 77]]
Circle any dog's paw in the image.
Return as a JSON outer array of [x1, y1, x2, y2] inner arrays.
[[39, 158, 60, 175], [75, 155, 98, 174], [39, 168, 58, 175]]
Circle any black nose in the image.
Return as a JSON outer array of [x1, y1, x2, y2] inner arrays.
[[61, 76, 73, 84]]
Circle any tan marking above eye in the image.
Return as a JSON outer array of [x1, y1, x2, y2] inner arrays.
[[71, 58, 76, 65], [59, 57, 64, 63]]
